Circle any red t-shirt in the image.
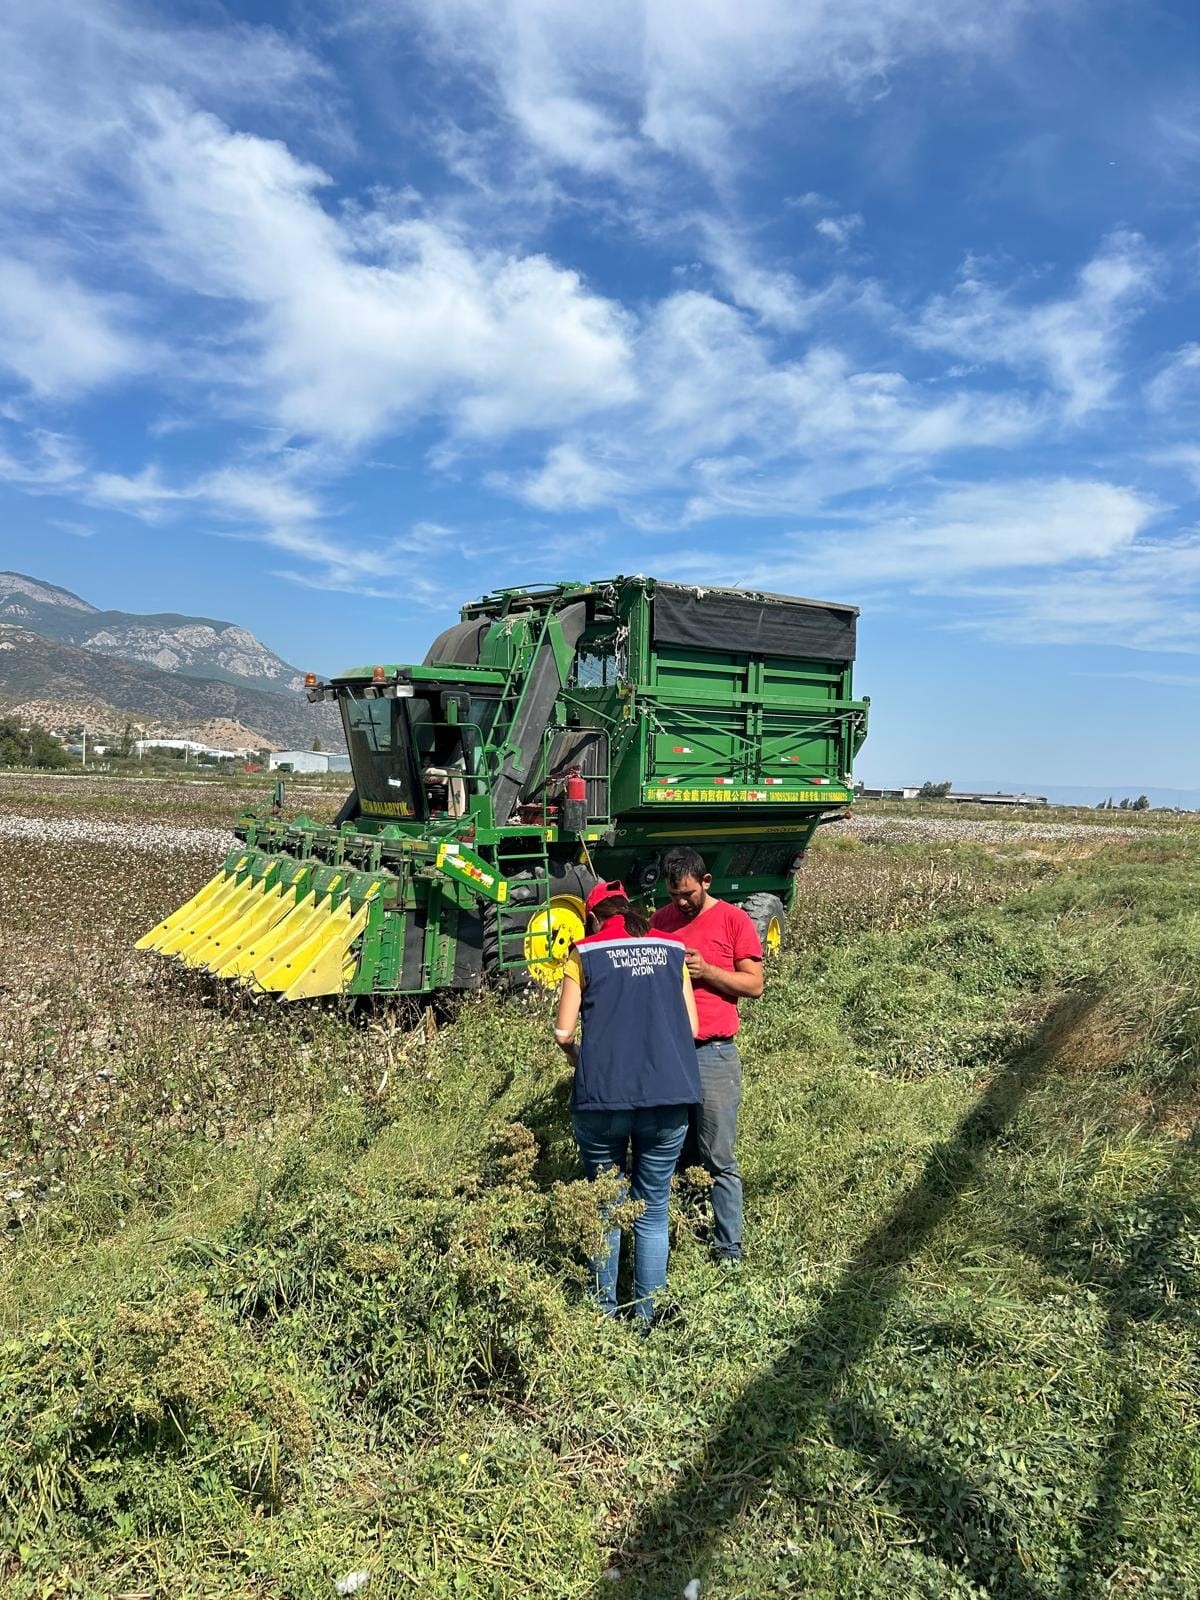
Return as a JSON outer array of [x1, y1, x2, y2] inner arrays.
[[650, 899, 763, 1040]]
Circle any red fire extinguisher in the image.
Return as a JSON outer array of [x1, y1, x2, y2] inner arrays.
[[564, 767, 587, 833]]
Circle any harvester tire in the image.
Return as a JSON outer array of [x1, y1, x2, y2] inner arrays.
[[482, 897, 528, 990], [740, 892, 787, 956], [483, 863, 597, 990]]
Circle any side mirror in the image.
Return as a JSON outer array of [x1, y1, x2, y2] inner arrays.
[[440, 691, 470, 725]]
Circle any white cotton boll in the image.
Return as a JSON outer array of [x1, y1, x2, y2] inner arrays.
[[682, 1582, 701, 1600], [335, 1573, 371, 1597]]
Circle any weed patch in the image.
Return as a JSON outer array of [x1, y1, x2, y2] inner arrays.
[[1, 779, 1197, 1595]]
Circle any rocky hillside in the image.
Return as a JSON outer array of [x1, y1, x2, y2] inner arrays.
[[5, 701, 282, 753], [0, 572, 305, 696], [0, 626, 341, 750]]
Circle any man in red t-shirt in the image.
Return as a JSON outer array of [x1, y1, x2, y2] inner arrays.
[[650, 846, 763, 1264]]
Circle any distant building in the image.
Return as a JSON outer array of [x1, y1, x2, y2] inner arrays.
[[269, 749, 332, 774], [133, 738, 258, 762], [855, 784, 1049, 807], [943, 791, 1049, 807], [133, 738, 208, 757]]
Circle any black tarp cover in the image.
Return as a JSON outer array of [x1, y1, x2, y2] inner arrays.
[[422, 617, 491, 666], [653, 584, 857, 662]]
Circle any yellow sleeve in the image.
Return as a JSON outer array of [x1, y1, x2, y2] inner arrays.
[[563, 949, 584, 989], [681, 965, 693, 997]]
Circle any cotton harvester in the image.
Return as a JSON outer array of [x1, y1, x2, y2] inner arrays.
[[137, 576, 868, 999]]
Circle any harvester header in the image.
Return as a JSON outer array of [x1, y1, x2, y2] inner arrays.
[[137, 575, 868, 999]]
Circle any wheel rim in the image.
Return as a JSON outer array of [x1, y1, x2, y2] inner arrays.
[[764, 915, 783, 954], [524, 895, 586, 987]]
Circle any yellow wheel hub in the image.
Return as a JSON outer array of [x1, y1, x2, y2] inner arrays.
[[764, 915, 783, 955], [524, 895, 586, 987]]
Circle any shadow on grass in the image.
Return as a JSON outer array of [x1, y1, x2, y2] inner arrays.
[[1031, 1144, 1198, 1598], [598, 989, 1103, 1599]]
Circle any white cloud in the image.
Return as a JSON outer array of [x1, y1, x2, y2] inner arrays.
[[1152, 98, 1200, 178], [0, 429, 87, 488], [390, 0, 1036, 182], [842, 478, 1157, 581], [1146, 344, 1200, 412], [82, 455, 498, 602], [267, 521, 508, 606], [670, 478, 1159, 591], [912, 232, 1156, 420], [955, 534, 1200, 653], [1076, 669, 1200, 688], [125, 95, 635, 447], [1150, 444, 1200, 490], [511, 443, 634, 512], [699, 220, 834, 331], [0, 1, 333, 209], [0, 256, 143, 399], [87, 463, 322, 526], [661, 478, 1200, 655], [512, 292, 1038, 517], [814, 214, 864, 249]]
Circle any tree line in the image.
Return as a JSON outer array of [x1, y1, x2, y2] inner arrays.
[[0, 717, 71, 769]]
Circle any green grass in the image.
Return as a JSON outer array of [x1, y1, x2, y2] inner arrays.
[[0, 781, 1197, 1596]]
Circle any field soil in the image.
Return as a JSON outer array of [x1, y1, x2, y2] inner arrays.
[[1, 775, 1197, 1598]]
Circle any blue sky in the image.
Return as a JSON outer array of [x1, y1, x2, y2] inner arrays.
[[1, 0, 1198, 789]]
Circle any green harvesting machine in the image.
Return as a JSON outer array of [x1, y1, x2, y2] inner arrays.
[[138, 576, 868, 999]]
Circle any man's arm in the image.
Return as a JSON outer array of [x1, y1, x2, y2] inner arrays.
[[683, 951, 764, 998], [682, 966, 700, 1037]]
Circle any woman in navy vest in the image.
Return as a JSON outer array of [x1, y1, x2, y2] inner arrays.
[[554, 879, 701, 1326]]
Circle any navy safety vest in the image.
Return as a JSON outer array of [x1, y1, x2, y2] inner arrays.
[[572, 934, 702, 1112]]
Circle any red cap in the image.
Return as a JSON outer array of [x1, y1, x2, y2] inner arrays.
[[585, 879, 628, 914]]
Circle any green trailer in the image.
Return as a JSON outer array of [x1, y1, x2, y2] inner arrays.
[[137, 576, 868, 998]]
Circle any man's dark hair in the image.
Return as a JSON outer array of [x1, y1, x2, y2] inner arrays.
[[662, 846, 709, 886]]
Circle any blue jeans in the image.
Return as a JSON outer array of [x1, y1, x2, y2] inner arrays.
[[694, 1040, 744, 1260], [571, 1105, 690, 1323]]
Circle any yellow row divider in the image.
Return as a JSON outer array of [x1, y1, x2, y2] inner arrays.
[[174, 877, 273, 966], [193, 881, 293, 974], [155, 874, 267, 960], [252, 892, 354, 994], [240, 883, 344, 992], [215, 890, 319, 982], [135, 858, 249, 952], [280, 898, 374, 1001], [137, 865, 375, 1002]]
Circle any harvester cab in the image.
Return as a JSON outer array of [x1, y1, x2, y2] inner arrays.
[[137, 577, 868, 1001]]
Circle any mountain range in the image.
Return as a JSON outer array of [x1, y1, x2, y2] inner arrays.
[[0, 571, 305, 694], [0, 573, 343, 751]]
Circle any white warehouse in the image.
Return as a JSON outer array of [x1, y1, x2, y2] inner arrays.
[[268, 750, 351, 774]]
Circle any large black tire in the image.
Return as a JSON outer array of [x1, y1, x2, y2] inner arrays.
[[482, 862, 597, 988], [740, 892, 787, 955], [482, 887, 532, 990]]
